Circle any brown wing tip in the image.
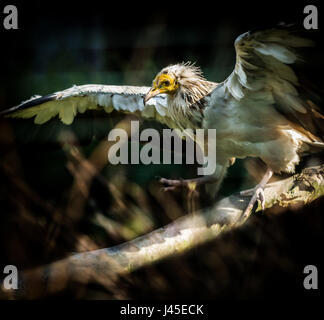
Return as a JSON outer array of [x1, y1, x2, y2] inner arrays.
[[0, 94, 57, 117]]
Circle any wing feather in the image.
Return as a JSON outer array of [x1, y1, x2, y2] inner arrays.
[[0, 84, 170, 126], [215, 27, 324, 141]]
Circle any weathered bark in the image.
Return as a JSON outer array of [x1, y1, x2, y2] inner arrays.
[[1, 165, 323, 299]]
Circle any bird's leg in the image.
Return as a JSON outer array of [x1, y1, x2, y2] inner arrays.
[[240, 168, 274, 218], [159, 176, 218, 192]]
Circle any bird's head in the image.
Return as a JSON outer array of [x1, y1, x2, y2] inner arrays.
[[144, 62, 214, 106], [144, 68, 180, 104]]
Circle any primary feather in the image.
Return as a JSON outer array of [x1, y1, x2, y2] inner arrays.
[[1, 85, 171, 125]]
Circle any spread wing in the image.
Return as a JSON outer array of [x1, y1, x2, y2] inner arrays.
[[209, 27, 324, 142], [0, 84, 175, 127]]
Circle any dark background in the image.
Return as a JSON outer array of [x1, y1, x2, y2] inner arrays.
[[0, 0, 323, 300]]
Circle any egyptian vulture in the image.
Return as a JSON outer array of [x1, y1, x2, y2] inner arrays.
[[1, 27, 324, 215]]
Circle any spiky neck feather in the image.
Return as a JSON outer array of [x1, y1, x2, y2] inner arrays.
[[161, 63, 216, 128]]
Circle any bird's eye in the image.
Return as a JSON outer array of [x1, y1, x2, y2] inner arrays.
[[163, 80, 170, 86]]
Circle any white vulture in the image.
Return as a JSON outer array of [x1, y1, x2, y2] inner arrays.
[[1, 27, 324, 215]]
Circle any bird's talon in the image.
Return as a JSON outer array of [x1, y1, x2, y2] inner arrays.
[[161, 186, 176, 192], [240, 185, 270, 197], [253, 187, 266, 210], [240, 189, 252, 196], [158, 177, 200, 191], [159, 178, 183, 191], [242, 184, 269, 218]]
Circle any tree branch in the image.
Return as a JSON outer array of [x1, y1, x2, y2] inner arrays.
[[1, 165, 324, 299]]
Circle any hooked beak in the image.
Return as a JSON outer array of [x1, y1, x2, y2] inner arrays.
[[144, 88, 161, 104]]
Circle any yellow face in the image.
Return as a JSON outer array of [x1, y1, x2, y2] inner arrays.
[[144, 73, 179, 103], [152, 74, 179, 94]]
